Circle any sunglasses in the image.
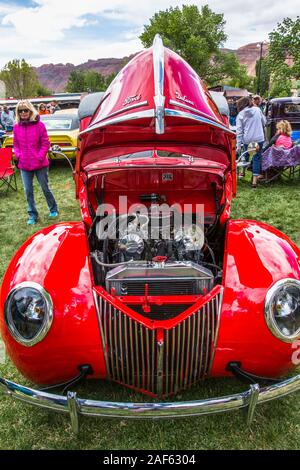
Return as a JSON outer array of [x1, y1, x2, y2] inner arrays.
[[19, 109, 30, 113]]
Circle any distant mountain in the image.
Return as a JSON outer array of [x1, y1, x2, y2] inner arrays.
[[35, 43, 268, 93], [34, 55, 135, 94], [235, 43, 268, 76]]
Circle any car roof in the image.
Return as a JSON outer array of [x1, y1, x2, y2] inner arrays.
[[55, 108, 79, 115], [270, 97, 300, 104], [41, 113, 78, 120]]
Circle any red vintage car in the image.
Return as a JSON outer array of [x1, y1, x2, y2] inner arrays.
[[1, 35, 300, 432]]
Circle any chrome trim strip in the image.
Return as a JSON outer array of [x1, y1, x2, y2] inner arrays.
[[80, 109, 155, 135], [204, 303, 210, 376], [93, 292, 110, 378], [198, 305, 205, 378], [157, 336, 164, 397], [135, 322, 140, 389], [151, 328, 155, 393], [103, 101, 149, 120], [114, 307, 120, 382], [140, 324, 146, 390], [264, 278, 300, 343], [4, 281, 54, 347], [180, 321, 186, 389], [194, 308, 201, 380], [1, 374, 300, 433], [164, 108, 235, 135], [165, 329, 169, 396], [208, 287, 224, 374], [145, 328, 150, 391], [169, 99, 221, 123], [184, 317, 191, 388], [189, 314, 196, 387], [175, 324, 181, 395], [124, 315, 130, 385], [129, 317, 135, 387], [153, 34, 165, 134], [50, 146, 77, 153]]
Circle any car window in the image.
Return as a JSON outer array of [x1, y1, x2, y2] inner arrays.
[[41, 118, 73, 130], [267, 104, 272, 118], [283, 104, 300, 114], [41, 115, 79, 131]]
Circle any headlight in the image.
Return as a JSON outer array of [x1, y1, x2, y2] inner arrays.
[[4, 282, 53, 347], [265, 279, 300, 343]]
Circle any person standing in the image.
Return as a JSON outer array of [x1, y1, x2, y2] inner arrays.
[[1, 105, 15, 131], [38, 103, 50, 115], [236, 96, 266, 188], [0, 106, 3, 129], [13, 100, 59, 225], [228, 98, 238, 127]]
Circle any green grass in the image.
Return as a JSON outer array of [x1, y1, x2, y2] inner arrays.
[[0, 165, 300, 450]]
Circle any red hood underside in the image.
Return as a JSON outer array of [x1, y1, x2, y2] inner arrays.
[[81, 145, 229, 174]]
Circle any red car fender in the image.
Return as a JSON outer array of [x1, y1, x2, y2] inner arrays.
[[0, 222, 105, 385], [212, 219, 300, 378]]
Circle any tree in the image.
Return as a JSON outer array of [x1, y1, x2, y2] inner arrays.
[[140, 4, 252, 87], [140, 5, 225, 82], [0, 59, 41, 98], [212, 52, 254, 90], [65, 70, 86, 93], [270, 76, 293, 97], [66, 70, 116, 93], [254, 57, 270, 97], [267, 16, 300, 96], [36, 83, 52, 96]]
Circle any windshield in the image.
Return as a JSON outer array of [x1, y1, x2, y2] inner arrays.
[[41, 117, 79, 131]]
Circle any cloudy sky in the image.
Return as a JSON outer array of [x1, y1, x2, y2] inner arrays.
[[0, 0, 298, 67]]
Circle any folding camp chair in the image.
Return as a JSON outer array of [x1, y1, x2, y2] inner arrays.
[[0, 147, 17, 194], [261, 145, 300, 184]]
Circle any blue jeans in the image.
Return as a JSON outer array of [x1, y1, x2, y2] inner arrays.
[[251, 141, 264, 177], [20, 167, 58, 219], [229, 116, 236, 127], [240, 142, 264, 175]]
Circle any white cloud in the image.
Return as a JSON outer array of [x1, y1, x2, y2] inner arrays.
[[0, 0, 298, 67]]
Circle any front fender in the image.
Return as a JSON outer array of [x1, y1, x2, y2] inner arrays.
[[0, 222, 105, 385], [212, 219, 300, 377]]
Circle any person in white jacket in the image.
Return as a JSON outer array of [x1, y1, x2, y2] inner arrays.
[[236, 97, 266, 188]]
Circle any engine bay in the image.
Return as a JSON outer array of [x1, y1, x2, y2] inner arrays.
[[86, 164, 226, 320]]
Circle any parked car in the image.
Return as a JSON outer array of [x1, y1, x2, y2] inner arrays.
[[1, 35, 300, 432], [265, 97, 300, 143], [2, 111, 79, 160]]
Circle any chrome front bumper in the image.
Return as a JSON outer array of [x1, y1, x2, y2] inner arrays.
[[1, 374, 300, 433]]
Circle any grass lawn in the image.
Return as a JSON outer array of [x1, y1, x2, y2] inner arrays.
[[0, 164, 299, 450]]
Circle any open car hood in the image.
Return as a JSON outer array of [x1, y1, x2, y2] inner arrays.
[[78, 35, 235, 172]]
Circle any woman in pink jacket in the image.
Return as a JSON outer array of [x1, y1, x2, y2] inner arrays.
[[13, 100, 58, 225]]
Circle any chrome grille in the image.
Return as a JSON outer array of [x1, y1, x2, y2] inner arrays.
[[96, 289, 222, 397]]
